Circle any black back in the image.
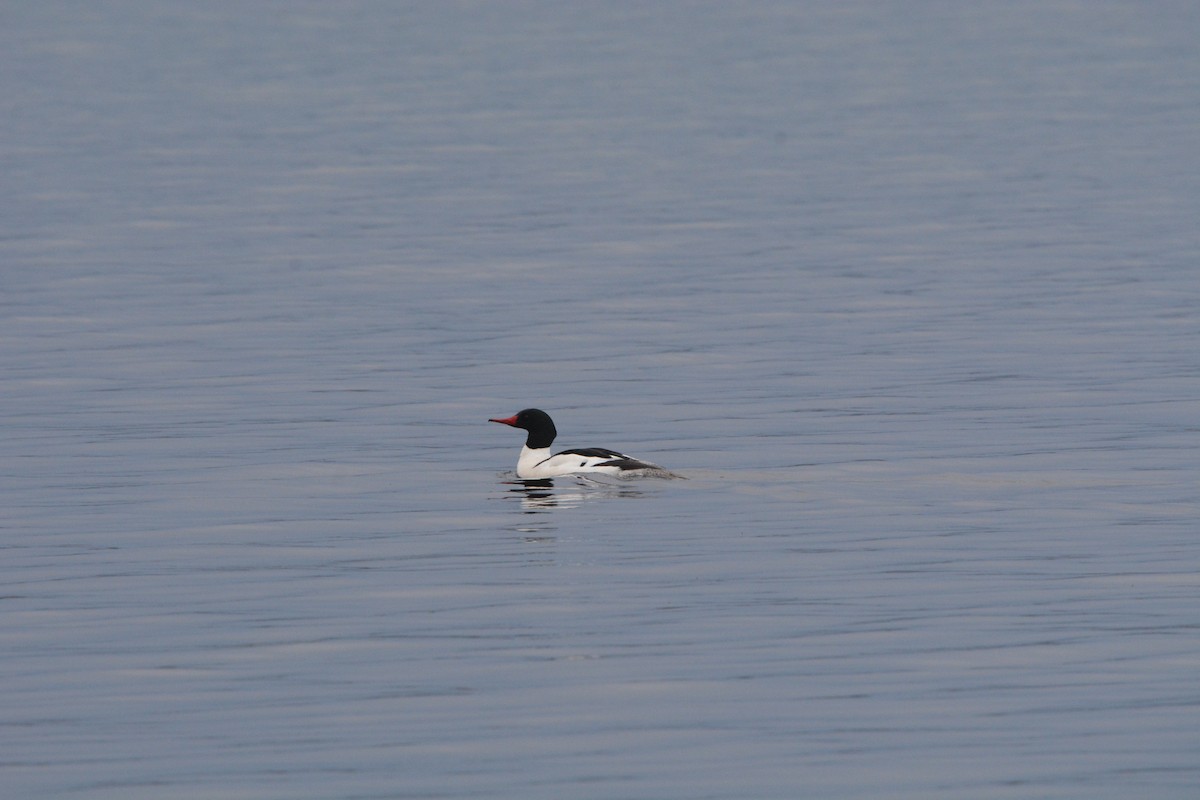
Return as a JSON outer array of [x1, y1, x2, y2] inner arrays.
[[557, 447, 626, 459]]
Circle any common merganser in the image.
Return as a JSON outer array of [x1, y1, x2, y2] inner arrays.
[[489, 408, 682, 479]]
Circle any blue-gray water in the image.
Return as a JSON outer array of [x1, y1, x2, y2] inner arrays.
[[3, 3, 1198, 798]]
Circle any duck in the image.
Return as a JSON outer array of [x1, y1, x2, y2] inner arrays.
[[489, 408, 681, 479]]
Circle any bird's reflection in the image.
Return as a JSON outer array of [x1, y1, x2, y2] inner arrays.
[[498, 475, 646, 512]]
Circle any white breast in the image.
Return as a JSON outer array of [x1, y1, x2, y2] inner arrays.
[[515, 446, 628, 479]]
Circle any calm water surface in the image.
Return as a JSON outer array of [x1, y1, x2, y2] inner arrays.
[[3, 2, 1198, 798]]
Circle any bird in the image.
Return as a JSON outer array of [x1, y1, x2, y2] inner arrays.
[[489, 408, 681, 479]]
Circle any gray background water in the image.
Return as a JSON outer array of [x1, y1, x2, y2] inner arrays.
[[3, 2, 1198, 798]]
